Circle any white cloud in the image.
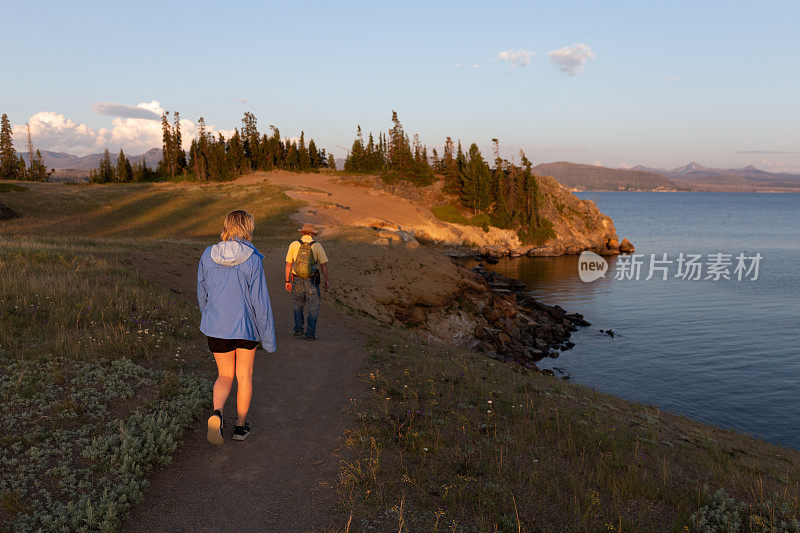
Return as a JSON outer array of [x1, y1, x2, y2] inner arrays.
[[92, 101, 161, 120], [452, 62, 463, 68], [471, 64, 482, 70], [548, 43, 595, 75], [13, 100, 232, 156], [495, 49, 536, 69], [662, 75, 681, 82], [13, 112, 100, 154]]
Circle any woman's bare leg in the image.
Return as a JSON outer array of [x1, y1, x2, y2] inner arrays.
[[212, 351, 236, 412], [234, 347, 256, 425]]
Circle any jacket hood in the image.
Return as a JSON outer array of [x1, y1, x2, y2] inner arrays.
[[210, 240, 254, 266]]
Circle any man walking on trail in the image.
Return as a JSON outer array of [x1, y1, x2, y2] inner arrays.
[[285, 223, 329, 341]]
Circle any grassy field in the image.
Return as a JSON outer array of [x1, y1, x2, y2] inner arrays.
[[0, 179, 301, 531], [4, 178, 800, 532], [0, 180, 300, 241], [338, 330, 800, 531]]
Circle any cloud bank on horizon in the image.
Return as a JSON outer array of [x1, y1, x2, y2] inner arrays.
[[12, 100, 234, 156]]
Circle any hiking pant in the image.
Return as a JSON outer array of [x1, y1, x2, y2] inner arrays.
[[292, 278, 321, 337]]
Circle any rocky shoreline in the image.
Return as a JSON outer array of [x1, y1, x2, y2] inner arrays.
[[463, 265, 591, 372], [442, 236, 635, 260]]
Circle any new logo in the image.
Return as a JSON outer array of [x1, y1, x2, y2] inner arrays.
[[578, 251, 608, 282]]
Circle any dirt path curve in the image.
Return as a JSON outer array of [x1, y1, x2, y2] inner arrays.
[[125, 245, 369, 532], [239, 170, 437, 234]]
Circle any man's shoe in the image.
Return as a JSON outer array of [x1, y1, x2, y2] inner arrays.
[[293, 329, 304, 337], [232, 421, 251, 441], [304, 335, 316, 341], [207, 410, 224, 445]]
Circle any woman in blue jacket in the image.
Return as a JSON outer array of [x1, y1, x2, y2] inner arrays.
[[197, 210, 276, 444]]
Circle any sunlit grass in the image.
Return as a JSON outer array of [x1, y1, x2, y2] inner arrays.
[[0, 180, 302, 241]]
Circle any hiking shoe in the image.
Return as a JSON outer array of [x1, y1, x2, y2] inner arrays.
[[304, 335, 316, 341], [232, 421, 251, 441], [207, 410, 224, 445], [293, 329, 304, 337]]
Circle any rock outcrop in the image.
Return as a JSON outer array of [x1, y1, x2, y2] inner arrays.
[[270, 171, 633, 259], [327, 240, 590, 369], [618, 238, 635, 253], [402, 174, 629, 257]]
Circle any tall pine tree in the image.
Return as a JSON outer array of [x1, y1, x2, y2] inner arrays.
[[0, 114, 20, 180], [460, 143, 491, 215]]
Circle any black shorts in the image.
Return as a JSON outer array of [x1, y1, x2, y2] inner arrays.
[[206, 336, 260, 353]]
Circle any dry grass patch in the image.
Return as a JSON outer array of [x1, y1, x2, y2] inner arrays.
[[338, 331, 800, 531]]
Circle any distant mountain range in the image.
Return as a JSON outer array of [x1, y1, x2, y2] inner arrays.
[[629, 162, 800, 191], [535, 161, 800, 192], [533, 162, 676, 191], [20, 148, 162, 175]]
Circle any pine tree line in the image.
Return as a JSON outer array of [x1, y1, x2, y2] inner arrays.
[[91, 111, 334, 182], [344, 111, 434, 185], [189, 111, 335, 181], [90, 148, 157, 183], [0, 113, 48, 181], [344, 111, 550, 243]]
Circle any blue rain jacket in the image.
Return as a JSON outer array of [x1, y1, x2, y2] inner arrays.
[[197, 239, 276, 352]]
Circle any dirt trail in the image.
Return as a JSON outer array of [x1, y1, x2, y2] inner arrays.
[[238, 171, 437, 235], [125, 245, 369, 532]]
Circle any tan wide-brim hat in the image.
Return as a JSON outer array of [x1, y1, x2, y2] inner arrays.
[[299, 223, 319, 234]]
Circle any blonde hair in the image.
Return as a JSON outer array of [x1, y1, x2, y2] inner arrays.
[[221, 210, 254, 241]]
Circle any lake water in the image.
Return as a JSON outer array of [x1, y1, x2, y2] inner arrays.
[[481, 192, 800, 449]]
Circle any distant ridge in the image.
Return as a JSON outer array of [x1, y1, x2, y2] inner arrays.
[[19, 148, 162, 172], [533, 161, 677, 191], [630, 162, 800, 191]]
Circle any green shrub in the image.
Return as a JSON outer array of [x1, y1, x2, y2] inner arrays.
[[519, 217, 556, 245], [432, 206, 494, 232], [470, 213, 492, 232], [691, 487, 800, 533], [1, 356, 208, 532], [692, 488, 745, 532], [432, 205, 470, 225]]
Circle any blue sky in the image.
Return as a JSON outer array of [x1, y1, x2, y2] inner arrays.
[[3, 0, 799, 171]]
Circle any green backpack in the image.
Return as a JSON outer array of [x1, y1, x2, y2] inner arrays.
[[294, 240, 316, 279]]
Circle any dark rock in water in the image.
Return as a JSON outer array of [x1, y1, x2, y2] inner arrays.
[[601, 329, 615, 338], [562, 342, 575, 350], [541, 369, 555, 376], [0, 202, 17, 220], [566, 313, 591, 327], [484, 255, 499, 264], [548, 351, 560, 358], [618, 238, 635, 254]]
